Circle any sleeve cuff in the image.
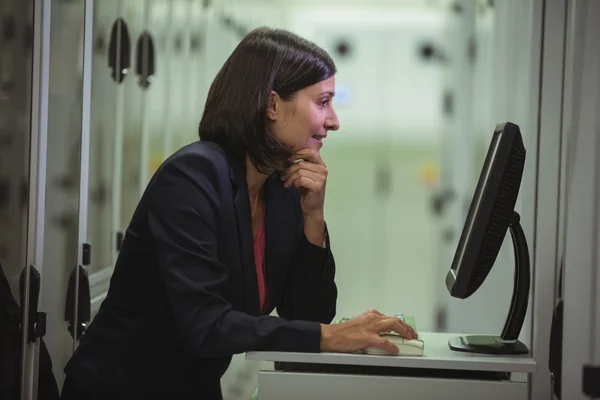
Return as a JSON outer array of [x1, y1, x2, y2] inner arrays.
[[289, 320, 322, 353], [299, 231, 329, 267]]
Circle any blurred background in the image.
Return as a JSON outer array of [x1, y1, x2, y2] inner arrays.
[[0, 0, 541, 399]]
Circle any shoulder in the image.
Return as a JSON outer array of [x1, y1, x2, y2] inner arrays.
[[154, 141, 230, 185], [164, 141, 228, 171], [144, 141, 233, 207]]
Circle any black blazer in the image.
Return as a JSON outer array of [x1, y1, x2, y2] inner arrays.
[[63, 141, 337, 399]]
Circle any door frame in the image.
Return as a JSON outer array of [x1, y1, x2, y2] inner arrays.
[[24, 0, 51, 398], [561, 0, 600, 398]]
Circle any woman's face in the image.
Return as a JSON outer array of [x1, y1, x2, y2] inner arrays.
[[267, 76, 340, 154]]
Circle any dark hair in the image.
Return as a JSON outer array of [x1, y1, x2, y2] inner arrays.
[[198, 27, 337, 174]]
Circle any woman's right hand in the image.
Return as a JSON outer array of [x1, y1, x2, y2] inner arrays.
[[319, 309, 418, 354]]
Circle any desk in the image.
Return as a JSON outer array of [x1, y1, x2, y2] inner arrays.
[[246, 332, 537, 400]]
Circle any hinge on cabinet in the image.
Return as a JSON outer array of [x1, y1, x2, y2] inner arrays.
[[82, 243, 91, 266], [32, 312, 46, 339], [116, 231, 124, 251], [583, 364, 600, 397], [21, 312, 47, 341]]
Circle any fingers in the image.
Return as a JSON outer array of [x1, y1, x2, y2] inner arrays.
[[283, 149, 328, 190], [293, 176, 322, 191], [364, 309, 385, 317], [282, 162, 326, 180], [396, 319, 418, 339], [368, 334, 399, 355], [283, 169, 324, 189], [374, 319, 410, 339], [374, 317, 418, 339], [284, 160, 326, 176], [282, 163, 327, 190], [282, 161, 327, 186], [292, 148, 325, 165], [409, 325, 418, 339]]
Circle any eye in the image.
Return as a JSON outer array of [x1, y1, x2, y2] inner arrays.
[[318, 99, 330, 108]]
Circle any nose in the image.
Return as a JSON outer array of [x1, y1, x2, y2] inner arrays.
[[325, 109, 340, 131]]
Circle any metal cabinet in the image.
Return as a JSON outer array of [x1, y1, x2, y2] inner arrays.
[[0, 0, 52, 398]]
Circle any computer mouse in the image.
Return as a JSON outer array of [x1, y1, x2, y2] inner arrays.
[[365, 334, 424, 356]]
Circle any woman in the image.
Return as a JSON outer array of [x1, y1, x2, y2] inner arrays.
[[61, 27, 417, 399]]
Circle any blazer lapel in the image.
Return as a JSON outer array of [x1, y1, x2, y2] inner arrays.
[[264, 175, 299, 309], [229, 159, 260, 316]]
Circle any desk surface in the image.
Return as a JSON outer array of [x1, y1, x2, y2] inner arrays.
[[246, 332, 537, 373]]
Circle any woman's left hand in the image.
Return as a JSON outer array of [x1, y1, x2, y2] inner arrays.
[[282, 148, 327, 219]]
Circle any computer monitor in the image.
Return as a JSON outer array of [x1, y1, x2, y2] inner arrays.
[[445, 121, 530, 355]]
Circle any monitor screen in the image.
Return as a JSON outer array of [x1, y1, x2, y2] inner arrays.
[[446, 123, 525, 299]]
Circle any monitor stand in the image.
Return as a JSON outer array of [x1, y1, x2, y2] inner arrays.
[[448, 334, 529, 355], [449, 211, 530, 355]]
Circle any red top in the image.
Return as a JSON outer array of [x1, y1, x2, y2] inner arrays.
[[253, 220, 268, 314]]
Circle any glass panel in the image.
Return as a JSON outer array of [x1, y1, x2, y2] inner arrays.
[[0, 0, 35, 398], [38, 0, 97, 390], [39, 0, 86, 386], [0, 0, 33, 304], [148, 0, 174, 175], [136, 0, 156, 194], [120, 0, 145, 236], [172, 0, 196, 151], [87, 0, 124, 316]]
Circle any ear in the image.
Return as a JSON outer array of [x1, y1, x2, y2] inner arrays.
[[266, 90, 280, 122]]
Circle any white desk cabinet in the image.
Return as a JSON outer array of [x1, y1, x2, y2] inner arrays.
[[246, 332, 537, 400]]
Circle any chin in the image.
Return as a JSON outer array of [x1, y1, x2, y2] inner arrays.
[[309, 137, 324, 150]]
